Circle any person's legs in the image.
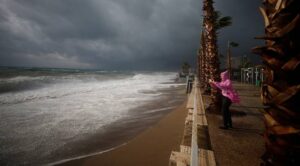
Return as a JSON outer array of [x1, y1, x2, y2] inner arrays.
[[221, 95, 232, 129], [227, 101, 233, 128], [221, 95, 229, 128]]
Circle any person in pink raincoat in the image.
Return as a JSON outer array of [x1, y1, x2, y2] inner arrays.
[[209, 70, 240, 129]]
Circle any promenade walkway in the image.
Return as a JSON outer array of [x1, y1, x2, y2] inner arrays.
[[203, 82, 265, 166]]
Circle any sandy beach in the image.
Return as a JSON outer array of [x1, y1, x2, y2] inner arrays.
[[59, 99, 187, 166]]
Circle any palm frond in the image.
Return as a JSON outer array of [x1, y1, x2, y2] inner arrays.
[[229, 41, 239, 47], [217, 16, 232, 29]]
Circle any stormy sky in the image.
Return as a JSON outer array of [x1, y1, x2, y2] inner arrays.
[[0, 0, 263, 70]]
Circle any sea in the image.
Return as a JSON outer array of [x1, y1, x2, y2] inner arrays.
[[0, 67, 186, 165]]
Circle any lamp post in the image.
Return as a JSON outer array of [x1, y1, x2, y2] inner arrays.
[[227, 41, 232, 78], [226, 41, 239, 79]]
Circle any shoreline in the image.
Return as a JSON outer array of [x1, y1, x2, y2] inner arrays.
[[44, 85, 186, 166], [58, 99, 188, 166], [0, 72, 186, 166], [49, 143, 127, 166]]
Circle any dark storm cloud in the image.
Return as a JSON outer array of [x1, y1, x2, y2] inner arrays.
[[0, 0, 263, 70], [215, 0, 264, 67]]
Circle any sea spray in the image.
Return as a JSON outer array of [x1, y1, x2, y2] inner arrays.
[[0, 68, 185, 165]]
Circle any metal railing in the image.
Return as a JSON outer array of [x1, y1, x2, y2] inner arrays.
[[190, 83, 198, 166]]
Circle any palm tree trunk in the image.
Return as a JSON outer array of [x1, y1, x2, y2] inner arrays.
[[197, 48, 201, 81], [201, 32, 208, 88], [253, 0, 300, 164], [203, 0, 221, 109], [199, 31, 206, 87]]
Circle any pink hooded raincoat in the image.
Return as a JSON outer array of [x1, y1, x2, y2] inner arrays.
[[210, 71, 240, 103]]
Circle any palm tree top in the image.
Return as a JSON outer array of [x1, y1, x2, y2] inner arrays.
[[229, 41, 239, 47], [213, 10, 232, 31]]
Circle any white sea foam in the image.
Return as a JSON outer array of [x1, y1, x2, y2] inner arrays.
[[0, 72, 180, 165]]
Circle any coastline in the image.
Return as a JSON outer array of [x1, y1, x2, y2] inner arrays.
[[0, 71, 187, 166], [58, 97, 188, 166]]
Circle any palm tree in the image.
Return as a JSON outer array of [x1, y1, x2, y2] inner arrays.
[[198, 1, 233, 108], [213, 11, 235, 78], [202, 0, 221, 109], [199, 31, 209, 89], [198, 8, 232, 86], [253, 0, 300, 165], [181, 62, 190, 75]]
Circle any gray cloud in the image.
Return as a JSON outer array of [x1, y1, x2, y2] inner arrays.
[[0, 0, 263, 70], [215, 0, 264, 67]]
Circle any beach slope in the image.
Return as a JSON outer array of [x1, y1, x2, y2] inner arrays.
[[61, 100, 187, 166]]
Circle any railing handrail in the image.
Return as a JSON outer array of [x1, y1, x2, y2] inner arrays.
[[190, 81, 198, 166]]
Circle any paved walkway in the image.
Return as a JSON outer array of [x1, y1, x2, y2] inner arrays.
[[202, 82, 265, 166]]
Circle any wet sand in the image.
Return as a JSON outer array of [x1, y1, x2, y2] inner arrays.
[[59, 99, 188, 166]]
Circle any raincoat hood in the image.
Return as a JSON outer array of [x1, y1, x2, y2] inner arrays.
[[221, 70, 229, 81]]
